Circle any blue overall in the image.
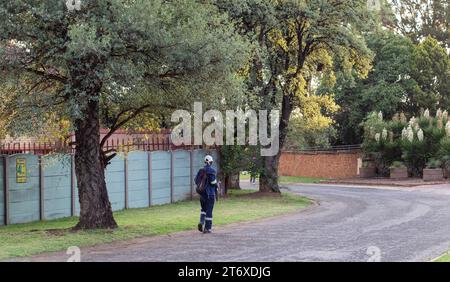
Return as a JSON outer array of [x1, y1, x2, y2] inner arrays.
[[195, 164, 217, 231]]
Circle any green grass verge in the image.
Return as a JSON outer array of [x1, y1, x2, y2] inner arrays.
[[240, 173, 325, 183], [434, 253, 450, 262], [0, 189, 310, 260], [278, 176, 326, 183]]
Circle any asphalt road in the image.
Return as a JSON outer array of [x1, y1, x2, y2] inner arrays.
[[12, 183, 450, 262]]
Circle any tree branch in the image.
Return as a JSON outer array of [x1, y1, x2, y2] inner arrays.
[[24, 67, 67, 83], [99, 103, 182, 148]]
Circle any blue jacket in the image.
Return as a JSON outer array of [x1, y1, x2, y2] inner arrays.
[[195, 164, 217, 197]]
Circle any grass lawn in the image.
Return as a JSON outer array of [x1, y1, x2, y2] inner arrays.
[[434, 253, 450, 262], [240, 172, 326, 183], [0, 189, 310, 260], [278, 175, 326, 183]]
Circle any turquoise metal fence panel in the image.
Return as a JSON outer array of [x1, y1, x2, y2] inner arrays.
[[8, 154, 40, 224], [127, 151, 149, 208], [105, 155, 126, 211], [150, 151, 171, 205], [210, 150, 220, 173], [0, 149, 218, 225], [0, 157, 4, 225], [193, 149, 205, 175], [172, 150, 191, 202], [43, 155, 72, 220]]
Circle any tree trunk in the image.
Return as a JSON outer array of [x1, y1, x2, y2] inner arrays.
[[73, 98, 117, 230], [224, 175, 231, 195], [259, 154, 281, 192], [259, 93, 292, 193], [231, 173, 241, 189], [224, 173, 241, 193]]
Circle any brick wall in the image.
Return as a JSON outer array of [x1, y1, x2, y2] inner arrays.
[[279, 150, 362, 179]]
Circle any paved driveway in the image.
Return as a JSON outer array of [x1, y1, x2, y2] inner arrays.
[[11, 183, 450, 262]]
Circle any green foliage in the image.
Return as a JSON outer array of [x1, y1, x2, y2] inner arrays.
[[332, 30, 421, 144], [362, 160, 375, 168], [365, 140, 403, 176], [217, 0, 373, 135], [390, 161, 406, 169], [361, 112, 403, 175], [411, 36, 450, 110], [285, 109, 337, 150], [390, 0, 449, 48], [399, 115, 445, 176], [219, 145, 262, 177], [426, 158, 442, 169], [332, 29, 450, 145], [400, 138, 428, 176], [0, 0, 250, 137], [437, 138, 450, 169], [362, 109, 450, 176], [421, 122, 446, 156]]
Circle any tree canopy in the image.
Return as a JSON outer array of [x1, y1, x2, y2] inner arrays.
[[389, 0, 449, 48], [0, 0, 249, 137], [332, 30, 450, 145]]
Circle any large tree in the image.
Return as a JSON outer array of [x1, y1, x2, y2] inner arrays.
[[0, 0, 248, 229], [284, 107, 338, 150], [331, 31, 422, 144], [331, 32, 450, 145], [389, 0, 450, 48], [216, 0, 373, 192], [410, 36, 450, 109]]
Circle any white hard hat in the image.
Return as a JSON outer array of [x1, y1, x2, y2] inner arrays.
[[204, 155, 213, 164]]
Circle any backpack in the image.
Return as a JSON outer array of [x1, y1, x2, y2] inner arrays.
[[195, 168, 208, 194]]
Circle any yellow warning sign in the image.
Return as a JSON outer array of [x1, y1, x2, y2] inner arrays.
[[16, 158, 27, 183]]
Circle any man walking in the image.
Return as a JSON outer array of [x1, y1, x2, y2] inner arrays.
[[195, 155, 218, 234]]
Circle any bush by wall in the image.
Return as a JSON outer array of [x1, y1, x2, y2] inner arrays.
[[362, 109, 450, 176]]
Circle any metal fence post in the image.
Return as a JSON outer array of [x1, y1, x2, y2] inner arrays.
[[170, 151, 174, 203], [39, 156, 45, 221], [148, 152, 152, 207], [3, 156, 9, 225], [71, 155, 76, 216], [124, 155, 129, 209]]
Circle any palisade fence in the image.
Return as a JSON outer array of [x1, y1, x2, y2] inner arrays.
[[0, 133, 197, 155], [0, 149, 219, 226]]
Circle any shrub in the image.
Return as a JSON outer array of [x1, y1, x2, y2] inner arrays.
[[438, 138, 450, 170], [425, 158, 442, 169], [362, 109, 450, 177], [400, 128, 428, 176], [362, 160, 375, 168], [390, 161, 406, 169], [362, 112, 403, 176]]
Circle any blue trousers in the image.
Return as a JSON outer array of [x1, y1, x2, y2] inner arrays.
[[199, 193, 215, 230]]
